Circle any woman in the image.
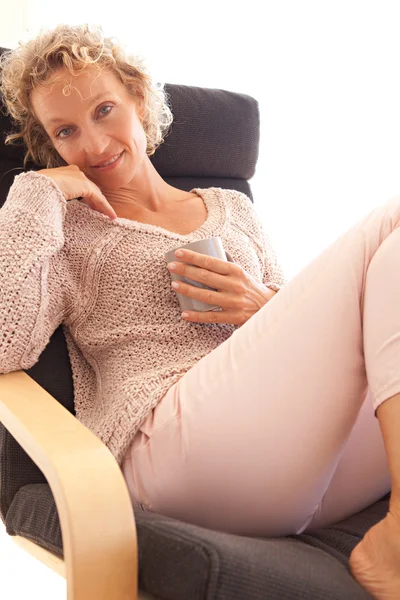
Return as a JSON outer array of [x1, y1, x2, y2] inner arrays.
[[0, 23, 399, 599]]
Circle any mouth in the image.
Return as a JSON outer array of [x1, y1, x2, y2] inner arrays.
[[92, 151, 124, 171]]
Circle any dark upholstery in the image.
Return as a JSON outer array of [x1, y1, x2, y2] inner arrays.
[[0, 45, 385, 599], [7, 484, 385, 600]]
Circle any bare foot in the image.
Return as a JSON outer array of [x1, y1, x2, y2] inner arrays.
[[349, 512, 400, 599]]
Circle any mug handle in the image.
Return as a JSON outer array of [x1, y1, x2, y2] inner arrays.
[[225, 251, 235, 263]]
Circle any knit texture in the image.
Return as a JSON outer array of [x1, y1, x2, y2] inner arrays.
[[0, 171, 286, 466]]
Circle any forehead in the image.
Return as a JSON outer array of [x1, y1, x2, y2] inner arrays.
[[31, 67, 126, 121]]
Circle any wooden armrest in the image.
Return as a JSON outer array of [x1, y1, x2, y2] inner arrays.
[[0, 370, 138, 600]]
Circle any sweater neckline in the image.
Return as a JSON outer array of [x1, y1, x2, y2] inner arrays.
[[77, 187, 224, 239]]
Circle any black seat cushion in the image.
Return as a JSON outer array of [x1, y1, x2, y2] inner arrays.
[[6, 482, 383, 599]]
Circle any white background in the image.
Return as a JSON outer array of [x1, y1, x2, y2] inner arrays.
[[2, 1, 400, 597]]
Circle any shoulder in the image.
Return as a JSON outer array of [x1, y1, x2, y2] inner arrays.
[[195, 185, 266, 244], [204, 187, 262, 225], [193, 186, 256, 213]]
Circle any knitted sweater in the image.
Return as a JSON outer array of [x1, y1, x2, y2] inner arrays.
[[0, 171, 286, 467]]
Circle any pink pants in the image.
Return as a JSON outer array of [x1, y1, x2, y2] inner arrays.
[[121, 196, 400, 537]]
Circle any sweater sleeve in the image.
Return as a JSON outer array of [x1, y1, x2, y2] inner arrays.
[[259, 218, 288, 289], [232, 190, 287, 289], [0, 171, 70, 374]]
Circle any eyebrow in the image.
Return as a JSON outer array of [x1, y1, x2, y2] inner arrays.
[[45, 92, 109, 126]]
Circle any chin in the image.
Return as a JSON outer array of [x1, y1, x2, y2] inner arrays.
[[93, 165, 136, 190]]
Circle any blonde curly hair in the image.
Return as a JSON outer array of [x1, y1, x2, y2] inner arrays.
[[0, 23, 173, 168]]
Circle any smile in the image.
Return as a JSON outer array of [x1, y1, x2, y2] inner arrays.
[[92, 151, 124, 170]]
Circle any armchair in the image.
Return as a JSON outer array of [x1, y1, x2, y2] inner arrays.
[[0, 47, 384, 599]]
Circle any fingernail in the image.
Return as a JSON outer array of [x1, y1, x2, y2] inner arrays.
[[175, 250, 184, 257]]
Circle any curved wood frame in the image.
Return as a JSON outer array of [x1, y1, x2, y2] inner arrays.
[[0, 370, 146, 600]]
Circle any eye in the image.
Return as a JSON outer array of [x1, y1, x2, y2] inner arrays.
[[98, 105, 112, 117], [55, 127, 73, 139], [53, 105, 112, 139]]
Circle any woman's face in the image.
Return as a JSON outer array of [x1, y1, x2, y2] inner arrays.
[[30, 66, 147, 189]]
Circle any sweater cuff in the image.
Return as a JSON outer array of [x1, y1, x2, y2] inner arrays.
[[4, 171, 67, 223]]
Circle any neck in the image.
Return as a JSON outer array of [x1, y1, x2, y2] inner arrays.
[[100, 155, 184, 214]]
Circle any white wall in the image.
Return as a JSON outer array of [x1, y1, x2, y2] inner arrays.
[[1, 2, 24, 49]]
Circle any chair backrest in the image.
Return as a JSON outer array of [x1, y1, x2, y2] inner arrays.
[[0, 45, 260, 522]]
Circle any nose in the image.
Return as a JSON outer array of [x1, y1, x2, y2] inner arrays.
[[80, 124, 110, 164]]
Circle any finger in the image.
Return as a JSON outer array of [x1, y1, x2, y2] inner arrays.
[[82, 193, 117, 220], [172, 280, 222, 306], [170, 262, 230, 290], [174, 249, 233, 275], [182, 309, 239, 325], [94, 191, 117, 219], [100, 195, 118, 220]]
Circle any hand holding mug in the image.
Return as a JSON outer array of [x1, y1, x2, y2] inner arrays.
[[167, 247, 275, 326]]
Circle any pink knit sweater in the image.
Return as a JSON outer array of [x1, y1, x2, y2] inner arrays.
[[0, 171, 286, 466]]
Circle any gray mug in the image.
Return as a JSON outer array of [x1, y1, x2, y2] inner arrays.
[[165, 236, 235, 312]]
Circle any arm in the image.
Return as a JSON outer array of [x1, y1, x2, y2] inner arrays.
[[235, 190, 287, 293], [259, 223, 287, 294], [0, 171, 69, 373]]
